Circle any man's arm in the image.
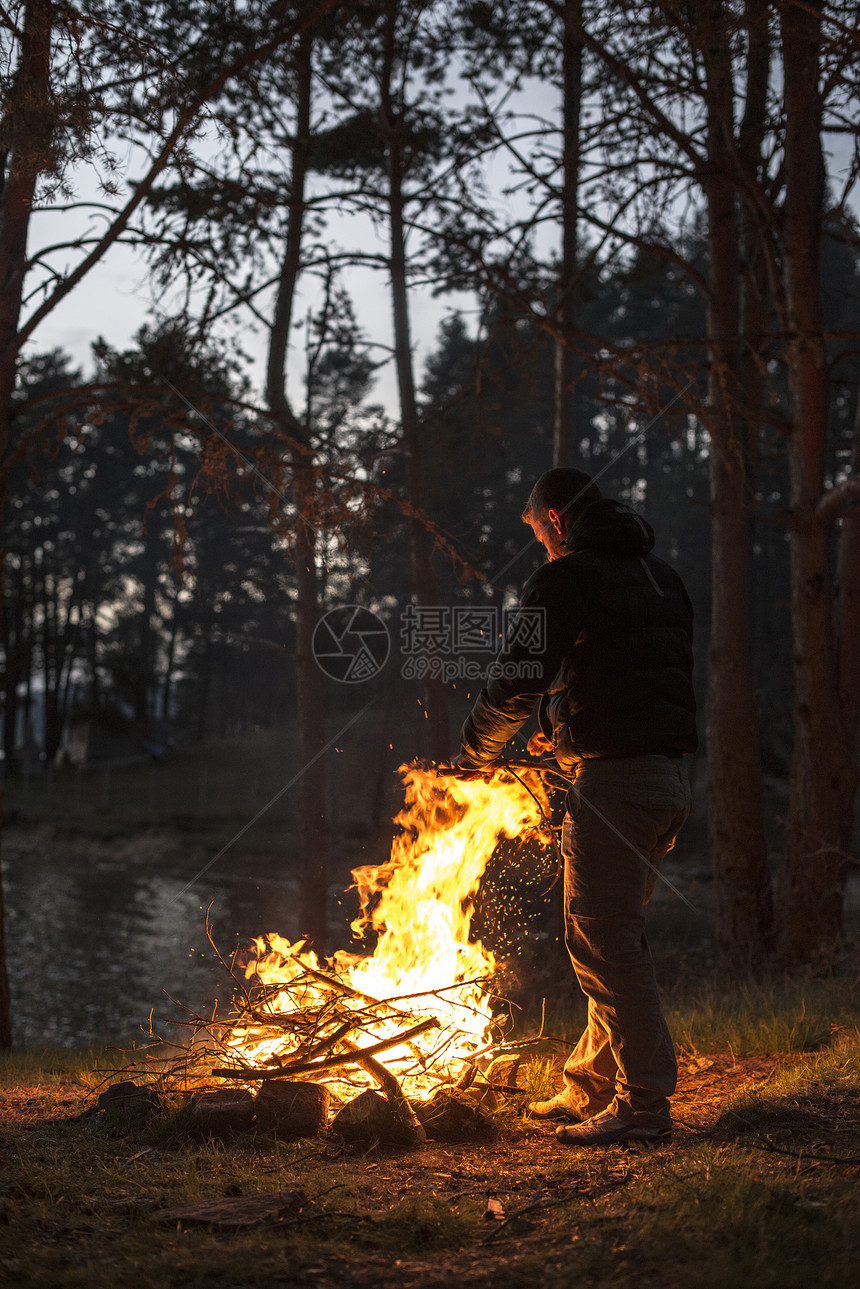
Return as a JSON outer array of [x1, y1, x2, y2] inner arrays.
[[456, 569, 575, 770]]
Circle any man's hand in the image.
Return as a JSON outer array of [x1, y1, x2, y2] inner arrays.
[[436, 756, 496, 781], [527, 730, 553, 756]]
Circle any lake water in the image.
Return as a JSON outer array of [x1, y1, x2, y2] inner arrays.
[[2, 834, 361, 1050]]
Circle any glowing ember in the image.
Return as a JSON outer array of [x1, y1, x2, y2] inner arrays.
[[220, 763, 550, 1099]]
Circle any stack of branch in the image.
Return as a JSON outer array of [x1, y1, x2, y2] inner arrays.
[[132, 917, 500, 1140]]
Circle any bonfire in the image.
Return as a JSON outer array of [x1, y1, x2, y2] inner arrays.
[[143, 762, 555, 1135]]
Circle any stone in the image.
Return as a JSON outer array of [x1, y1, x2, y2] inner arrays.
[[485, 1054, 522, 1089], [330, 1089, 417, 1145], [188, 1089, 255, 1137], [97, 1081, 161, 1126], [415, 1091, 494, 1141], [459, 1076, 498, 1110], [254, 1080, 330, 1138]]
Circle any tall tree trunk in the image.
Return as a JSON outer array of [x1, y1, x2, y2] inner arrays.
[[136, 536, 159, 739], [380, 2, 449, 760], [778, 1, 853, 962], [736, 0, 769, 471], [195, 634, 211, 741], [0, 0, 51, 420], [41, 570, 81, 763], [552, 0, 583, 468], [291, 461, 328, 948], [264, 33, 328, 951], [834, 398, 860, 849], [700, 0, 771, 970], [0, 781, 10, 1049], [836, 398, 860, 752], [2, 575, 22, 775], [0, 559, 16, 1042], [160, 591, 179, 723], [0, 0, 51, 1052]]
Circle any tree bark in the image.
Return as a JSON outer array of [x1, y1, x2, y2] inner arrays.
[[0, 0, 53, 1050], [264, 33, 328, 951], [700, 0, 771, 970], [380, 2, 449, 760], [736, 0, 770, 474], [836, 399, 860, 750], [833, 403, 860, 865], [160, 588, 179, 723], [552, 0, 583, 469], [2, 570, 24, 775], [777, 1, 854, 962], [0, 778, 10, 1048], [136, 533, 160, 740]]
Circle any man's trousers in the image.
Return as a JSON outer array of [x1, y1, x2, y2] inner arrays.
[[560, 754, 692, 1129]]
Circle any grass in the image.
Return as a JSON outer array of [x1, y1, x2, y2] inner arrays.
[[664, 975, 860, 1057], [508, 941, 860, 1064], [2, 1006, 860, 1289], [0, 1047, 125, 1090]]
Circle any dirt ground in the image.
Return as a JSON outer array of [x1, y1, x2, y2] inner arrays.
[[2, 1046, 859, 1289]]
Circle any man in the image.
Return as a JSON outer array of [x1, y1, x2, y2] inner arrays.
[[452, 467, 697, 1146]]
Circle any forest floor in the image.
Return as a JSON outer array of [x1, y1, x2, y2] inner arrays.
[[2, 1028, 859, 1289]]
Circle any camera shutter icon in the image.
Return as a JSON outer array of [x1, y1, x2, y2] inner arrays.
[[312, 606, 390, 683]]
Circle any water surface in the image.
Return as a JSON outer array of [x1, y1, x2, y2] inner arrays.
[[3, 838, 357, 1049]]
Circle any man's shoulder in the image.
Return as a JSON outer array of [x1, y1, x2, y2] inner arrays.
[[521, 553, 582, 599], [520, 553, 599, 612], [641, 551, 692, 595], [523, 548, 689, 597]]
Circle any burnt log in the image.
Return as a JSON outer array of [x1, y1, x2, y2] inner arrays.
[[254, 1080, 329, 1138]]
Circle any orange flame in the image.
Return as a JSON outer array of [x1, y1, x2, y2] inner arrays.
[[223, 763, 550, 1098]]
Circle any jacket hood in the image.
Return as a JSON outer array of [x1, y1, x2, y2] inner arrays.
[[564, 499, 655, 556]]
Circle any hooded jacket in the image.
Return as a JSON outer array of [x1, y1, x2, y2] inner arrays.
[[459, 499, 698, 770]]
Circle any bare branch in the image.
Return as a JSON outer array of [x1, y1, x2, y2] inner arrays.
[[817, 473, 860, 525], [16, 0, 344, 350]]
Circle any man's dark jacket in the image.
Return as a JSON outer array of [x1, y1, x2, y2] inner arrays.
[[459, 500, 698, 771]]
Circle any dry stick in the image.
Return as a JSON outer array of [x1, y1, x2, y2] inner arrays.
[[281, 1017, 357, 1067], [456, 1063, 478, 1092], [231, 988, 432, 1059], [461, 1033, 569, 1065], [205, 904, 255, 1015], [740, 1137, 860, 1168], [298, 963, 410, 1015], [482, 1189, 589, 1242], [248, 959, 417, 1023], [211, 1017, 439, 1080], [380, 977, 491, 1006], [238, 1001, 351, 1061], [482, 1177, 630, 1243]]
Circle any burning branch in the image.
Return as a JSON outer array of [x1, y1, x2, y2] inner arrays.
[[124, 762, 554, 1130], [211, 1017, 440, 1082]]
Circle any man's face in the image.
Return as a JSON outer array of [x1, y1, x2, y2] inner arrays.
[[529, 508, 567, 561]]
